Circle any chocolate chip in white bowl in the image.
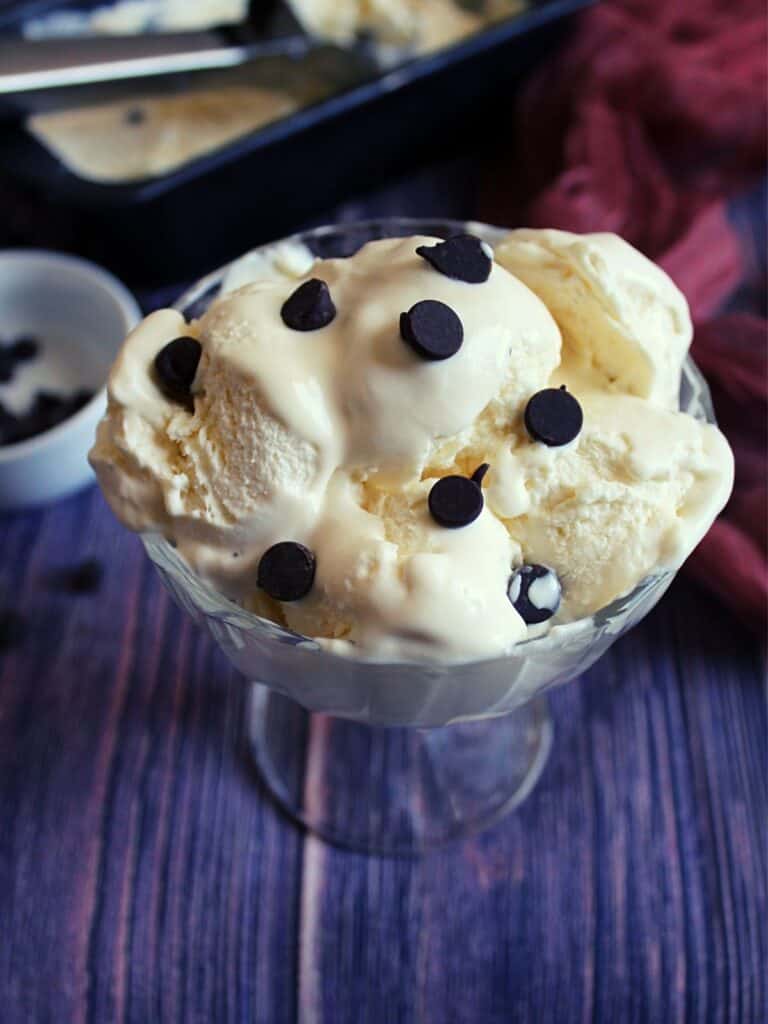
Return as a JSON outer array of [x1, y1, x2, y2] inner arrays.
[[0, 248, 141, 510], [0, 355, 13, 384], [0, 333, 40, 384], [9, 336, 39, 363], [0, 390, 95, 447]]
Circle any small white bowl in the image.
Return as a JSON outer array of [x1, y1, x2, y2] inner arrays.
[[0, 250, 140, 510]]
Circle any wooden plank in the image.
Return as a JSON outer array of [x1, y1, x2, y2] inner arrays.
[[0, 479, 765, 1024], [293, 582, 766, 1024], [0, 490, 302, 1024]]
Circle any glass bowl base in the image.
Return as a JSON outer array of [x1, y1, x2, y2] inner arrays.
[[246, 684, 553, 855]]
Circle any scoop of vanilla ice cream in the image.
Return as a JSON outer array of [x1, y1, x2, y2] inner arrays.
[[91, 239, 319, 568], [288, 0, 416, 44], [484, 392, 734, 619], [494, 229, 692, 410], [90, 300, 331, 586], [319, 236, 559, 479]]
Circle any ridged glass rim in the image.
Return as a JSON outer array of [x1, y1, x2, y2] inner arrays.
[[140, 218, 717, 668]]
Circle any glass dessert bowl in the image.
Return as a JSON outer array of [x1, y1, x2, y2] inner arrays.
[[140, 218, 719, 855]]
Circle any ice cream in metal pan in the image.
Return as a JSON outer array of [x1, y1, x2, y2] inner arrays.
[[90, 228, 733, 662], [19, 0, 525, 183]]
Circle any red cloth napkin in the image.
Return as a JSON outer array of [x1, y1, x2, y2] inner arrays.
[[482, 0, 768, 626]]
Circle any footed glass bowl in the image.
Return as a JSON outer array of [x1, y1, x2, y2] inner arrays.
[[141, 219, 717, 855]]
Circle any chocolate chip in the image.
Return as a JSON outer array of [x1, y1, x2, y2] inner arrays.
[[154, 337, 201, 410], [49, 559, 103, 594], [0, 352, 13, 383], [524, 386, 583, 447], [0, 609, 25, 651], [507, 564, 561, 624], [428, 467, 487, 528], [0, 388, 95, 447], [281, 279, 336, 332], [33, 393, 62, 433], [416, 234, 492, 284], [10, 336, 39, 362], [34, 391, 64, 416], [124, 107, 146, 125], [0, 404, 20, 445], [67, 390, 94, 414], [257, 542, 316, 601], [33, 391, 69, 432], [400, 300, 463, 361], [0, 334, 40, 385]]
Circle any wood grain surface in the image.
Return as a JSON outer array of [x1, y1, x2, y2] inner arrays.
[[0, 164, 766, 1023], [0, 478, 765, 1024]]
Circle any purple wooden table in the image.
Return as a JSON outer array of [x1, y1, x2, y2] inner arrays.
[[0, 165, 766, 1023]]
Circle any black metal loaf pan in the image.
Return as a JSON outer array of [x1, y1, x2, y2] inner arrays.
[[0, 0, 592, 285]]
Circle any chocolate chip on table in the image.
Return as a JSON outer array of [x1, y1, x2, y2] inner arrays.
[[0, 609, 25, 652], [154, 337, 202, 410], [524, 386, 583, 447], [428, 464, 489, 528], [281, 279, 336, 332], [49, 559, 103, 595], [416, 234, 492, 284], [257, 542, 316, 601], [400, 300, 464, 361], [507, 564, 562, 624]]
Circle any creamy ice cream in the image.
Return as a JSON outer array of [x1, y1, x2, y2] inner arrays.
[[287, 0, 482, 53], [286, 0, 528, 55], [90, 229, 733, 662], [26, 51, 345, 185], [494, 229, 692, 410], [23, 0, 249, 37], [28, 87, 300, 184]]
